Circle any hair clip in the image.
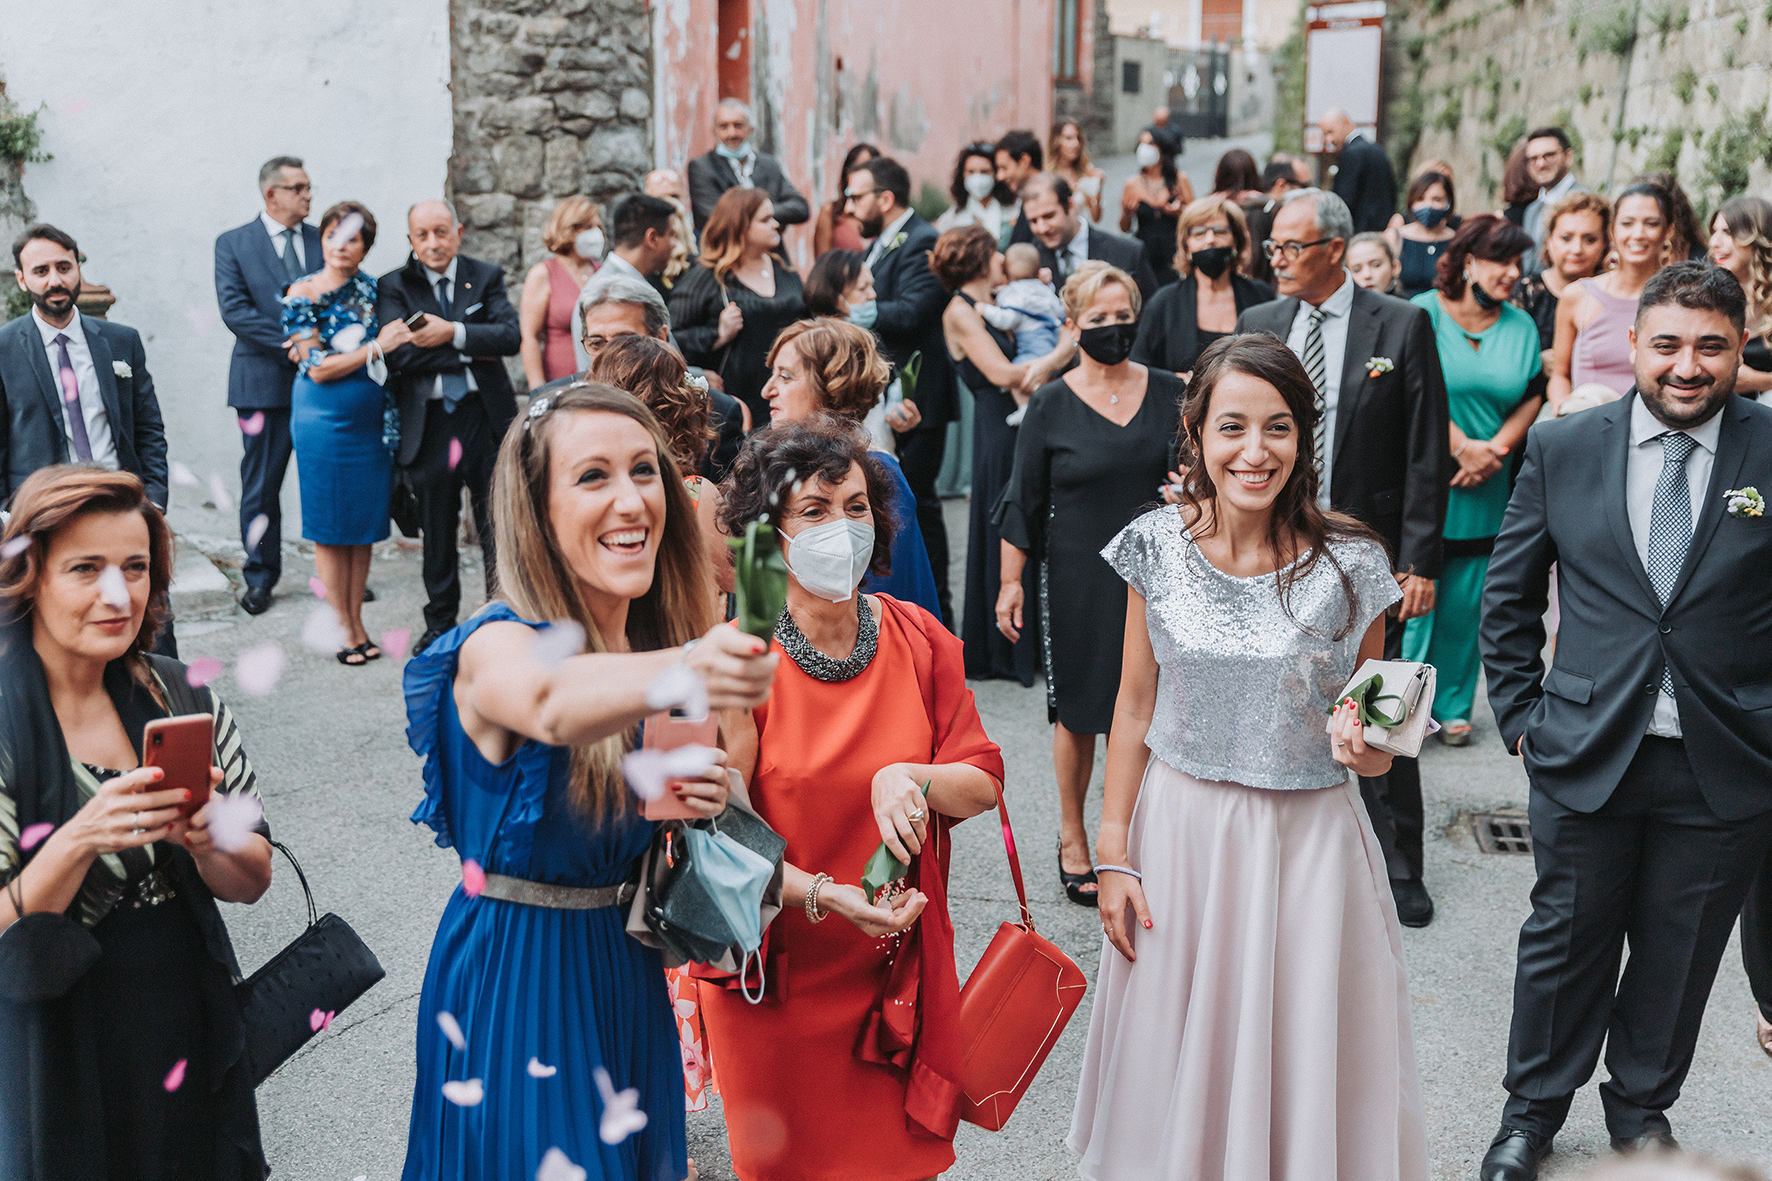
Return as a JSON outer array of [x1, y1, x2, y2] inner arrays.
[[685, 372, 708, 394], [525, 395, 553, 428]]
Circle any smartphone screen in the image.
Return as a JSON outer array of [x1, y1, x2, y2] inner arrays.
[[404, 310, 427, 329], [639, 709, 718, 821], [143, 713, 215, 819]]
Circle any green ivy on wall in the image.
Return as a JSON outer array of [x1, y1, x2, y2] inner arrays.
[[1271, 0, 1310, 155], [0, 96, 50, 167]]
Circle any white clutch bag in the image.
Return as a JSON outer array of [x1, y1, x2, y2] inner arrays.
[[1325, 659, 1438, 758]]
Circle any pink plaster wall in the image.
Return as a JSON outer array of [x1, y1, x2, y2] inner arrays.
[[653, 0, 1060, 269]]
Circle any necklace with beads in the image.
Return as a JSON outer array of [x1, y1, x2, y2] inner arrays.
[[775, 595, 877, 682]]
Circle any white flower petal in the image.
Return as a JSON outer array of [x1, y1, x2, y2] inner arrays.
[[645, 663, 709, 719], [233, 641, 286, 697], [436, 1011, 467, 1051], [536, 1147, 587, 1181], [96, 564, 130, 611], [526, 1056, 558, 1078], [207, 793, 264, 854], [300, 605, 350, 653], [441, 1078, 484, 1107], [530, 620, 586, 666]]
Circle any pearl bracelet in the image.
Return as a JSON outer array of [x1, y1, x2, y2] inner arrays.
[[1093, 864, 1142, 881], [804, 873, 833, 923]]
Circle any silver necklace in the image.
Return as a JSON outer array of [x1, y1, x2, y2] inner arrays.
[[775, 596, 877, 682]]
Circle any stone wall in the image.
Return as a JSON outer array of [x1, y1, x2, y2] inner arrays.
[[448, 0, 653, 278], [1387, 0, 1772, 213]]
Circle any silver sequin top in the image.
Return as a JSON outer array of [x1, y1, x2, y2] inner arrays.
[[1102, 507, 1402, 791]]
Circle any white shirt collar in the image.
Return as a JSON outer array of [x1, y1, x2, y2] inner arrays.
[[30, 306, 84, 348], [601, 252, 644, 280], [879, 208, 915, 245], [260, 211, 301, 239], [1628, 394, 1724, 453], [1307, 271, 1356, 317], [1344, 131, 1365, 146], [1068, 219, 1090, 259], [1539, 172, 1578, 203], [424, 255, 460, 286]]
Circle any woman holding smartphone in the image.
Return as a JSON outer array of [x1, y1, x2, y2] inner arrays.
[[0, 466, 274, 1180]]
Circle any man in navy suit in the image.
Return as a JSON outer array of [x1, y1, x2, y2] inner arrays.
[[214, 156, 320, 615]]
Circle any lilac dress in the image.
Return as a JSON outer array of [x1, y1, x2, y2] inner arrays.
[[1569, 277, 1640, 397]]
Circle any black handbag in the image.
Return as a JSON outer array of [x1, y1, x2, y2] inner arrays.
[[638, 806, 786, 967], [235, 842, 385, 1087], [389, 468, 422, 539]]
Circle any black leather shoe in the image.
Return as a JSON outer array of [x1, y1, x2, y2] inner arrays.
[[240, 587, 273, 616], [1611, 1131, 1679, 1154], [1393, 878, 1435, 928], [362, 585, 376, 603], [412, 626, 449, 657], [1480, 1126, 1553, 1181]]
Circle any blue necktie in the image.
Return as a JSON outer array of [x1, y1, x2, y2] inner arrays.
[[281, 229, 302, 283], [434, 276, 469, 412], [1645, 431, 1698, 696]]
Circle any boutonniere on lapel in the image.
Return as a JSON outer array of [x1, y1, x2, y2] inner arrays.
[[877, 230, 908, 259], [1726, 486, 1764, 518], [112, 360, 132, 379], [1365, 356, 1394, 379]]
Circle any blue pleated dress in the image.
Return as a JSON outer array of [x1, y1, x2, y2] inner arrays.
[[401, 604, 685, 1181], [861, 449, 942, 620]]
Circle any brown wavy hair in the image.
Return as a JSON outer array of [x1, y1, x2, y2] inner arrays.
[[0, 466, 175, 697], [765, 318, 891, 423], [1434, 213, 1534, 299], [698, 187, 776, 287], [587, 335, 716, 474], [929, 224, 997, 291], [1177, 335, 1383, 639], [318, 200, 377, 251], [492, 383, 715, 817]]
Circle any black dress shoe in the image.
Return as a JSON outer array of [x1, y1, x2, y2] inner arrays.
[[362, 585, 376, 603], [1480, 1126, 1553, 1181], [1611, 1130, 1679, 1154], [240, 587, 274, 615], [412, 626, 449, 657], [1392, 878, 1435, 928]]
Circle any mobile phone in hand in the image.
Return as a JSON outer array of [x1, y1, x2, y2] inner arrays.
[[404, 311, 428, 330], [142, 713, 215, 819], [639, 708, 719, 821]]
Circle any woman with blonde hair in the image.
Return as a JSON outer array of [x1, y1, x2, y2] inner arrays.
[[401, 383, 778, 1180], [1707, 194, 1772, 397], [520, 195, 603, 386], [1512, 190, 1610, 357], [669, 188, 807, 424], [1131, 196, 1275, 381], [1049, 119, 1107, 222]]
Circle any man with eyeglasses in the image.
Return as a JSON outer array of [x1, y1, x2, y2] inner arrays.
[[1520, 128, 1585, 277], [214, 155, 322, 615], [1238, 187, 1451, 929]]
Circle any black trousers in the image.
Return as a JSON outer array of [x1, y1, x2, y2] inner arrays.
[[411, 396, 497, 632], [1742, 849, 1772, 1023], [1359, 614, 1424, 881], [1501, 736, 1772, 1140], [894, 424, 953, 628], [237, 407, 293, 591]]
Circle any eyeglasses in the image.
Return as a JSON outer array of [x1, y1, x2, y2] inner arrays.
[[1186, 223, 1234, 241], [270, 184, 312, 196], [1262, 237, 1333, 261], [844, 187, 875, 200], [1525, 150, 1564, 166]]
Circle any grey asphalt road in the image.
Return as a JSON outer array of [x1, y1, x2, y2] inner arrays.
[[173, 491, 1769, 1181]]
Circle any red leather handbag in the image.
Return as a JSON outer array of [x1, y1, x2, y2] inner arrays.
[[957, 781, 1088, 1131]]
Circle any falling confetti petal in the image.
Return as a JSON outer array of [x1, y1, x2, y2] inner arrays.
[[448, 437, 463, 471], [207, 793, 264, 853], [327, 211, 365, 250], [301, 606, 349, 654], [208, 474, 234, 513], [63, 98, 90, 115], [164, 1059, 187, 1092], [536, 1147, 587, 1181], [622, 745, 719, 803], [437, 1011, 467, 1051], [186, 302, 221, 336], [185, 656, 224, 687], [309, 1008, 335, 1033], [461, 859, 486, 898], [645, 663, 709, 719], [530, 621, 585, 666], [381, 627, 412, 662], [233, 641, 286, 698], [527, 1057, 558, 1078], [441, 1078, 484, 1107], [308, 576, 327, 600], [238, 411, 266, 436], [1, 535, 29, 560], [245, 514, 270, 552], [19, 823, 54, 851], [594, 1066, 648, 1144], [96, 564, 130, 611], [170, 461, 201, 488]]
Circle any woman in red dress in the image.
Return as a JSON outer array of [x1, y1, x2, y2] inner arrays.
[[706, 417, 1005, 1180]]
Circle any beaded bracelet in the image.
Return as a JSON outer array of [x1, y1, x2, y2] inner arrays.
[[804, 873, 833, 923], [1092, 864, 1142, 881]]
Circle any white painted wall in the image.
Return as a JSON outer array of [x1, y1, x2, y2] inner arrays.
[[0, 0, 452, 542]]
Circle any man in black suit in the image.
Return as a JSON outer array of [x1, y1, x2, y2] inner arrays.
[[685, 99, 810, 235], [1476, 264, 1772, 1181], [1237, 187, 1449, 927], [377, 201, 521, 656], [995, 129, 1044, 247], [1321, 109, 1397, 235], [214, 155, 321, 614], [1022, 173, 1158, 302], [844, 155, 955, 625]]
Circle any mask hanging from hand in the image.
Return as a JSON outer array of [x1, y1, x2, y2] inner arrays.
[[1191, 245, 1235, 280], [783, 518, 876, 602], [963, 173, 997, 203], [575, 228, 606, 261], [1076, 322, 1138, 366]]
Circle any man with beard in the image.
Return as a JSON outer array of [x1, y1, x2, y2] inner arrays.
[[1477, 262, 1772, 1180]]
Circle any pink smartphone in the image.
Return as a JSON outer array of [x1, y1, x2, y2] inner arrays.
[[142, 713, 215, 819], [639, 709, 719, 821]]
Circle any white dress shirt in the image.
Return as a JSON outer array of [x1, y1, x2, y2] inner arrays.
[[260, 211, 306, 270], [864, 209, 917, 270], [423, 256, 476, 401], [1625, 396, 1721, 737], [31, 308, 118, 470], [1284, 272, 1356, 507]]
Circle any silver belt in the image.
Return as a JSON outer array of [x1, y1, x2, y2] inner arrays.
[[478, 873, 634, 910]]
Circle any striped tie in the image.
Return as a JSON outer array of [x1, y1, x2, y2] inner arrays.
[[1646, 431, 1697, 696], [1301, 307, 1328, 478]]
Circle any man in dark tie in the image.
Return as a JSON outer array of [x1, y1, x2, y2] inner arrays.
[[1022, 173, 1157, 301], [685, 99, 810, 235], [376, 200, 521, 656], [1477, 263, 1772, 1180], [214, 155, 321, 614]]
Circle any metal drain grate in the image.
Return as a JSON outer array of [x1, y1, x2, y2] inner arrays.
[[1472, 811, 1533, 854]]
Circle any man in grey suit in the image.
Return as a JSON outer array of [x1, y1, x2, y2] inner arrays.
[[1022, 173, 1158, 301], [213, 155, 321, 614], [685, 99, 810, 234], [1476, 263, 1772, 1180]]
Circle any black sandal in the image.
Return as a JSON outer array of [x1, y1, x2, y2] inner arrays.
[[358, 641, 382, 661], [1058, 842, 1098, 906], [336, 645, 368, 666]]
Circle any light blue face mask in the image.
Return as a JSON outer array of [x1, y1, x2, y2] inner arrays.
[[846, 299, 878, 329], [683, 825, 773, 955]]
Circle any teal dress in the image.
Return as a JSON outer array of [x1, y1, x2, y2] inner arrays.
[[1403, 293, 1542, 723]]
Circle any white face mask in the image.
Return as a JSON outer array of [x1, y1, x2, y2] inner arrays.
[[963, 173, 997, 202], [575, 228, 605, 261], [1135, 143, 1162, 168], [783, 518, 875, 602]]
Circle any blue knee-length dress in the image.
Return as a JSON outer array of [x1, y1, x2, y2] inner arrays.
[[402, 604, 685, 1181]]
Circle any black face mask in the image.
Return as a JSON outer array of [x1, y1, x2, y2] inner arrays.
[[1413, 206, 1449, 229], [1191, 245, 1235, 280], [1077, 321, 1138, 365], [1470, 278, 1502, 311]]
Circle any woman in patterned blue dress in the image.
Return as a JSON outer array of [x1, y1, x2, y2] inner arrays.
[[401, 382, 778, 1181], [282, 201, 411, 665]]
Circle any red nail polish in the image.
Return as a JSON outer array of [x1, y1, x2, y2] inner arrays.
[[183, 790, 193, 800], [1143, 920, 1153, 928]]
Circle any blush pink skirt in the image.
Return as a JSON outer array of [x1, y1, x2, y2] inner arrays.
[[1068, 758, 1428, 1181]]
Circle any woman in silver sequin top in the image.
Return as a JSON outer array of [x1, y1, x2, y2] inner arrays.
[[1067, 335, 1429, 1180]]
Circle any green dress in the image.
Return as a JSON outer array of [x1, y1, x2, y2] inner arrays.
[[1403, 292, 1542, 723]]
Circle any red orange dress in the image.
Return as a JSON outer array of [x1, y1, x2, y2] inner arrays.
[[700, 595, 1003, 1181]]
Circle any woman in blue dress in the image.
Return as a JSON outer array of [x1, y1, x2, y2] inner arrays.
[[282, 201, 411, 665], [402, 382, 779, 1181]]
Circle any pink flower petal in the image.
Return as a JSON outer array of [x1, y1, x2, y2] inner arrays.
[[233, 641, 286, 698], [447, 437, 463, 471], [1, 535, 29, 560], [620, 750, 669, 802], [309, 1008, 335, 1033], [530, 621, 585, 666], [245, 514, 270, 553], [308, 575, 327, 600], [208, 474, 234, 513], [63, 98, 90, 115], [19, 822, 54, 851], [301, 605, 349, 654], [185, 655, 224, 687], [238, 411, 266, 436], [461, 859, 486, 898], [441, 1078, 484, 1107], [170, 461, 201, 488], [163, 1058, 187, 1092], [327, 212, 365, 251], [381, 627, 412, 662], [437, 1011, 467, 1051], [207, 793, 264, 853]]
